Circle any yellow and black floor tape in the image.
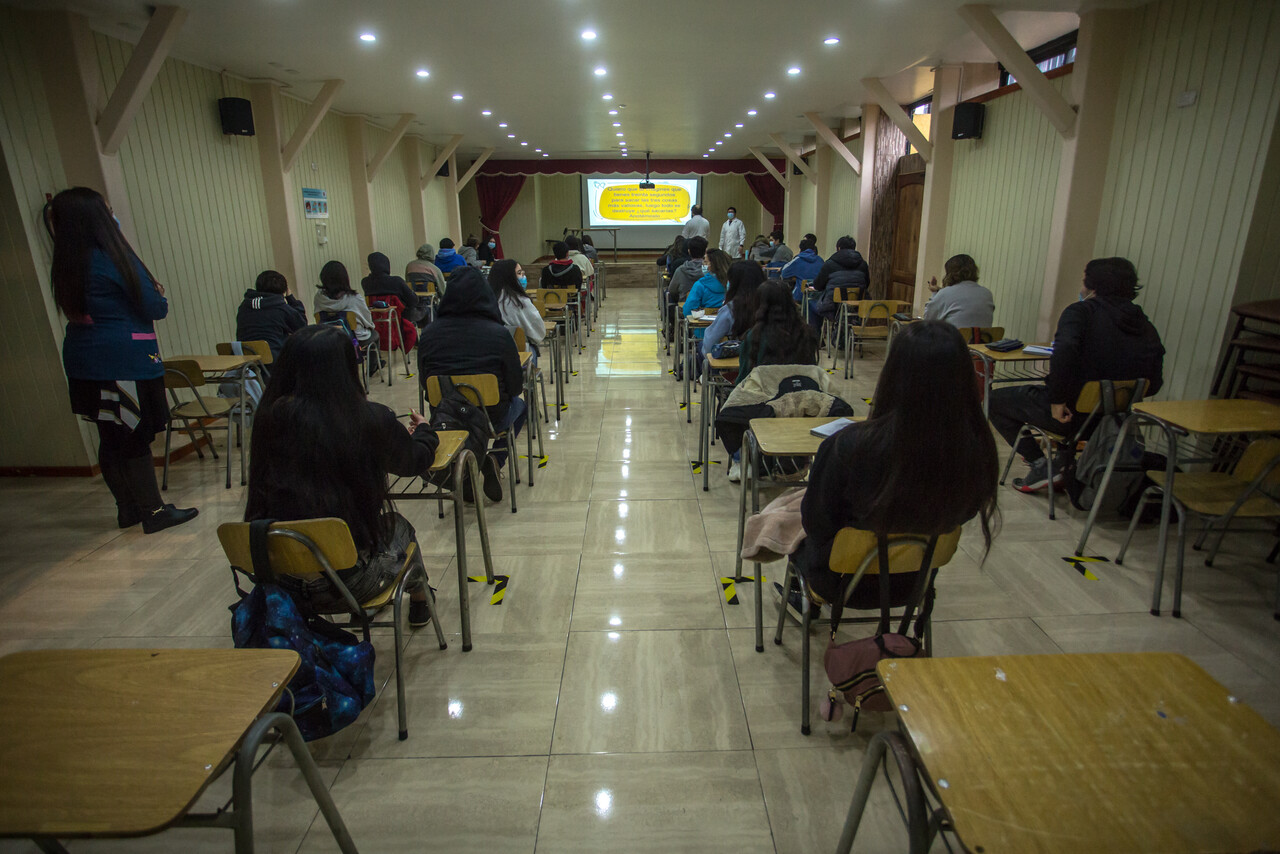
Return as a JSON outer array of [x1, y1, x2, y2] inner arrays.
[[466, 574, 510, 604], [690, 459, 722, 474], [559, 404, 569, 412], [519, 454, 551, 468], [862, 397, 873, 405], [719, 575, 765, 605], [1062, 555, 1108, 581]]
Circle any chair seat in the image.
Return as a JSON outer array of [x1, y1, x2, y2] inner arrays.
[[172, 397, 234, 418], [855, 329, 889, 339], [360, 562, 417, 611], [1148, 471, 1280, 518]]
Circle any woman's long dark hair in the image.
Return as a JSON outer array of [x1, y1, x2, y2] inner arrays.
[[727, 261, 766, 339], [245, 325, 391, 550], [863, 320, 999, 551], [750, 279, 817, 365], [488, 259, 529, 306], [319, 260, 355, 298], [50, 187, 157, 321]]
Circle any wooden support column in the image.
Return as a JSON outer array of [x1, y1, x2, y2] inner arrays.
[[248, 81, 304, 283], [814, 144, 834, 250], [403, 139, 428, 248], [344, 116, 376, 269], [457, 148, 493, 192], [857, 107, 879, 253], [97, 5, 187, 155], [281, 79, 343, 173], [805, 113, 861, 174], [1037, 7, 1134, 337], [913, 66, 963, 315], [366, 113, 413, 183], [862, 77, 933, 162], [444, 153, 462, 244], [769, 134, 816, 185], [422, 135, 463, 189]]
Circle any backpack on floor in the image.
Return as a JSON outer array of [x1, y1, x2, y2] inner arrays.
[[1067, 413, 1147, 514], [426, 376, 493, 487], [230, 519, 376, 741]]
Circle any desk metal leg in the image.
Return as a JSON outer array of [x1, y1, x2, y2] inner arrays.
[[751, 439, 764, 652], [701, 362, 711, 492], [454, 453, 474, 652], [1151, 430, 1180, 616], [684, 327, 693, 423], [835, 729, 933, 854], [734, 433, 752, 584], [31, 839, 69, 853]]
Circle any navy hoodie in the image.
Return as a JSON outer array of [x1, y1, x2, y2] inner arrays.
[[417, 268, 523, 422], [235, 289, 306, 358], [361, 252, 419, 314], [1047, 297, 1165, 406]]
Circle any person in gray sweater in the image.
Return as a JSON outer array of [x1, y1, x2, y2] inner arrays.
[[922, 254, 995, 328]]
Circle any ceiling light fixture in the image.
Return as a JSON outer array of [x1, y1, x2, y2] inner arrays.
[[594, 67, 607, 76], [359, 32, 376, 42], [451, 93, 463, 100], [602, 93, 613, 100], [581, 29, 596, 40], [703, 153, 709, 157], [616, 132, 624, 137], [481, 110, 492, 116], [612, 122, 621, 127], [735, 123, 744, 128], [520, 142, 528, 146], [787, 66, 801, 75], [535, 148, 541, 153], [608, 109, 618, 115], [824, 36, 841, 45], [747, 109, 757, 116], [708, 148, 715, 152], [764, 91, 776, 99], [542, 152, 549, 157], [724, 132, 732, 137], [498, 122, 507, 128], [715, 140, 723, 145], [415, 69, 429, 78], [507, 133, 515, 138]]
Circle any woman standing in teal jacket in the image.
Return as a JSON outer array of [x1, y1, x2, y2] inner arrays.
[[52, 187, 197, 533]]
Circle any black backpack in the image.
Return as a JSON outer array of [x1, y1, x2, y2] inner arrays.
[[426, 377, 492, 487]]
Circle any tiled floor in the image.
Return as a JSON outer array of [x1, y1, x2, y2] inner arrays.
[[2, 285, 1278, 853]]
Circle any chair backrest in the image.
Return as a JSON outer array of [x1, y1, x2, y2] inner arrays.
[[833, 287, 864, 303], [424, 374, 501, 408], [829, 528, 962, 577], [542, 290, 570, 309], [1073, 379, 1147, 416], [857, 300, 897, 326], [513, 326, 528, 352], [406, 271, 436, 294], [1234, 437, 1280, 485], [163, 359, 207, 390], [217, 518, 359, 578]]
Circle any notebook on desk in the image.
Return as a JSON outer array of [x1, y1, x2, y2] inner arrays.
[[810, 418, 856, 438], [1021, 344, 1054, 357]]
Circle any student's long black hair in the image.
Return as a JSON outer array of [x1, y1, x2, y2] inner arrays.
[[749, 279, 817, 365], [863, 320, 998, 551], [488, 259, 530, 306], [50, 187, 159, 322], [726, 261, 766, 339], [319, 260, 356, 298], [245, 324, 391, 550]]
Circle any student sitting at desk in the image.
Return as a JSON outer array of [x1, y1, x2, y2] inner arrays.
[[922, 253, 995, 328], [780, 237, 824, 301], [314, 260, 379, 367], [702, 261, 766, 360], [683, 248, 732, 319], [988, 257, 1165, 493], [737, 279, 819, 385], [540, 241, 583, 290], [489, 259, 542, 364], [245, 324, 440, 627], [783, 320, 999, 615], [235, 269, 307, 359]]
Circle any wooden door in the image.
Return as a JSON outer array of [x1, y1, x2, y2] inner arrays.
[[890, 172, 924, 304]]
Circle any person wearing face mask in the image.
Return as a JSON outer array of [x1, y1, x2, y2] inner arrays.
[[580, 234, 599, 263], [489, 259, 542, 364], [478, 236, 497, 264], [719, 206, 747, 259], [760, 230, 794, 272]]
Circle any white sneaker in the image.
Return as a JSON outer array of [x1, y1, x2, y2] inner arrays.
[[727, 460, 741, 483]]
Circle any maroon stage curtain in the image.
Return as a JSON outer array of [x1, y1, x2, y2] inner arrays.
[[744, 174, 784, 231], [475, 174, 526, 258]]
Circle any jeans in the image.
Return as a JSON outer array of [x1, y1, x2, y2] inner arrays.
[[988, 384, 1084, 462], [490, 396, 527, 467]]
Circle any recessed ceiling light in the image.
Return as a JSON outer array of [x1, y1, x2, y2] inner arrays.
[[708, 148, 715, 152], [824, 36, 841, 45], [703, 153, 709, 158], [621, 153, 628, 157], [612, 122, 621, 127], [594, 67, 607, 76], [535, 148, 541, 153], [616, 132, 624, 137], [787, 66, 801, 75], [715, 140, 723, 145], [608, 109, 618, 115], [581, 29, 596, 40], [747, 109, 757, 116], [498, 122, 507, 128], [542, 152, 549, 157], [481, 110, 492, 116], [507, 133, 515, 138], [359, 32, 376, 42], [619, 141, 626, 146], [735, 123, 744, 128], [415, 69, 429, 78], [602, 94, 613, 101], [724, 132, 732, 137], [764, 91, 776, 99], [451, 93, 463, 100], [520, 141, 528, 145]]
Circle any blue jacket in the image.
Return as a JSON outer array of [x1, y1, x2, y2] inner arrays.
[[435, 248, 469, 274], [781, 249, 825, 300], [62, 249, 167, 381], [683, 274, 726, 315]]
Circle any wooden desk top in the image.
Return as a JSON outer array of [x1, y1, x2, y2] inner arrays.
[[748, 416, 847, 456], [878, 653, 1280, 854], [1133, 398, 1280, 435], [0, 648, 297, 838], [429, 430, 467, 472], [167, 354, 260, 372], [968, 343, 1052, 362], [706, 356, 738, 371], [519, 351, 533, 367]]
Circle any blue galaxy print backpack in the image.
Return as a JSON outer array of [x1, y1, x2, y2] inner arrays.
[[230, 519, 376, 741]]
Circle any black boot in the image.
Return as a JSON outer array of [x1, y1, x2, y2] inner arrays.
[[122, 455, 199, 534], [99, 453, 142, 528]]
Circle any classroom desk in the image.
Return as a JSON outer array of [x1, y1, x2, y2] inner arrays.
[[734, 416, 844, 652], [387, 429, 496, 652], [699, 355, 738, 491], [0, 648, 358, 854], [677, 311, 716, 421], [967, 343, 1052, 418], [168, 352, 260, 487], [836, 652, 1280, 854], [518, 349, 543, 485], [1074, 398, 1280, 615]]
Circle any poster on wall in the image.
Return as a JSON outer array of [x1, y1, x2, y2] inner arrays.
[[302, 187, 329, 219]]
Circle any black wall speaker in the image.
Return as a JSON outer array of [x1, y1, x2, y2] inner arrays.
[[952, 102, 985, 140], [218, 98, 255, 136], [437, 161, 450, 177]]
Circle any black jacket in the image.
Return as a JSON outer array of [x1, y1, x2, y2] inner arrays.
[[234, 289, 306, 358], [1047, 298, 1165, 406], [814, 249, 869, 313], [417, 268, 523, 423], [361, 252, 419, 314], [540, 259, 582, 290]]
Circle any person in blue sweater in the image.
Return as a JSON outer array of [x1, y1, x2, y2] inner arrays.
[[434, 237, 469, 275], [51, 187, 197, 533], [780, 237, 824, 301], [681, 249, 732, 379]]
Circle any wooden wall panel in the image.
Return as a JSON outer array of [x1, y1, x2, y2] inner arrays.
[[826, 151, 861, 249], [1095, 0, 1280, 400], [368, 125, 415, 276], [539, 174, 582, 249], [944, 78, 1066, 341], [280, 100, 360, 288], [418, 140, 450, 246]]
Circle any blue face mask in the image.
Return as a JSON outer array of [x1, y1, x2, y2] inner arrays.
[[517, 274, 527, 288], [488, 241, 496, 249], [702, 263, 710, 274], [726, 212, 735, 220]]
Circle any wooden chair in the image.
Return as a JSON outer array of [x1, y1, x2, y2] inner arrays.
[[830, 287, 866, 375], [316, 310, 374, 390], [1117, 437, 1280, 618], [366, 296, 415, 385], [406, 271, 439, 322], [774, 527, 962, 735], [425, 374, 521, 514], [540, 289, 576, 376], [216, 518, 446, 741], [998, 379, 1149, 520], [845, 299, 906, 367], [162, 359, 235, 490], [215, 340, 271, 430]]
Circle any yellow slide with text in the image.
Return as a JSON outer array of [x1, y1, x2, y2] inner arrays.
[[597, 184, 691, 222]]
